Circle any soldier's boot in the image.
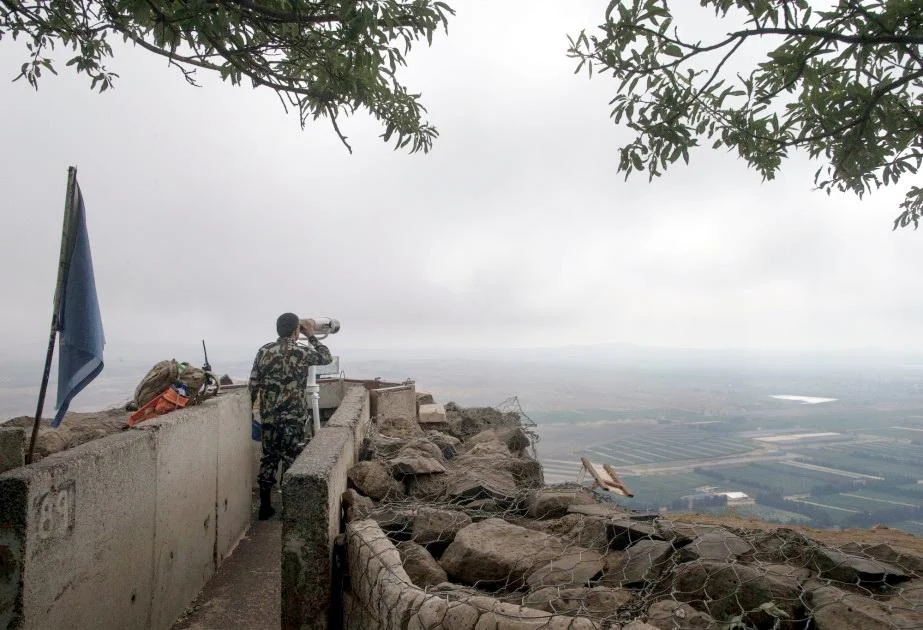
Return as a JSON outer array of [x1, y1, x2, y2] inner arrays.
[[258, 486, 276, 520]]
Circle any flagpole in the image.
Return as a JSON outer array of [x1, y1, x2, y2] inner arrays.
[[27, 167, 79, 464]]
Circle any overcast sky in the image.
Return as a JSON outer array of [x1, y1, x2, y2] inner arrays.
[[1, 0, 921, 368]]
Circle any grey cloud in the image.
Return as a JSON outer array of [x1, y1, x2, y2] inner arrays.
[[1, 0, 922, 366]]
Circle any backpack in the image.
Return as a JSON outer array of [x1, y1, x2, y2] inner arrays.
[[134, 360, 209, 407]]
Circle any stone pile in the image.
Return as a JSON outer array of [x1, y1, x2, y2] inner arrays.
[[344, 401, 923, 629]]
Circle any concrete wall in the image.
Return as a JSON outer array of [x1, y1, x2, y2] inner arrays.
[[343, 520, 600, 630], [0, 391, 253, 630], [0, 427, 25, 474], [281, 385, 371, 630], [369, 383, 416, 423]]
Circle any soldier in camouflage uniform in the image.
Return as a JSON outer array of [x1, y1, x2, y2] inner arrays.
[[249, 312, 332, 519]]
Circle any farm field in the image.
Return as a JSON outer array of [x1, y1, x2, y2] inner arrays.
[[578, 429, 754, 467], [614, 472, 719, 511], [704, 462, 862, 496]]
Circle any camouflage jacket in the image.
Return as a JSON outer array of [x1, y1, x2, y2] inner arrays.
[[249, 336, 332, 422]]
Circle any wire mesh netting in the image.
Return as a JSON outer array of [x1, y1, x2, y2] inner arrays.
[[341, 401, 923, 629]]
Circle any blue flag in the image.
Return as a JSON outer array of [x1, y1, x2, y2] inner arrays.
[[53, 179, 104, 427]]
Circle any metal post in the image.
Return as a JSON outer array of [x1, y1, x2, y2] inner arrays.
[[26, 167, 78, 464]]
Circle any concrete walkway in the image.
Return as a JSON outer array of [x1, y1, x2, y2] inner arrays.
[[172, 498, 281, 630]]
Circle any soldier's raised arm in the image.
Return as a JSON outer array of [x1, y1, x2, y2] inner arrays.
[[304, 335, 332, 366], [248, 347, 264, 407]]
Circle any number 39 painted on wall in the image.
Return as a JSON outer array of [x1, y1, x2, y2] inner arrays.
[[36, 483, 75, 540]]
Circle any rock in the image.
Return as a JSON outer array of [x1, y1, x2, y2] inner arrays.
[[567, 503, 633, 519], [407, 474, 450, 501], [464, 427, 532, 456], [673, 560, 803, 627], [347, 461, 405, 501], [439, 518, 566, 588], [397, 438, 445, 461], [218, 374, 233, 385], [607, 519, 664, 550], [397, 541, 448, 588], [524, 585, 634, 616], [503, 456, 544, 489], [763, 564, 814, 583], [425, 430, 460, 460], [624, 621, 663, 630], [811, 546, 908, 585], [416, 392, 435, 406], [646, 599, 714, 629], [413, 507, 473, 550], [526, 547, 605, 588], [444, 464, 518, 503], [369, 434, 409, 459], [676, 528, 753, 562], [751, 528, 816, 565], [807, 583, 923, 629], [528, 488, 597, 519], [603, 540, 675, 587], [389, 454, 447, 475], [370, 507, 415, 540], [892, 578, 923, 610], [539, 514, 610, 551], [445, 405, 521, 440], [341, 488, 375, 522], [840, 542, 923, 575], [653, 521, 717, 547], [376, 415, 424, 439]]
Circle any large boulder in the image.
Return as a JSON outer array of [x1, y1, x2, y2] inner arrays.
[[608, 519, 664, 550], [439, 518, 567, 588], [894, 578, 923, 610], [341, 488, 375, 522], [603, 540, 675, 587], [807, 583, 923, 629], [677, 528, 753, 563], [750, 528, 816, 565], [444, 463, 519, 503], [811, 547, 908, 585], [389, 454, 446, 475], [763, 564, 814, 583], [673, 560, 803, 627], [398, 437, 445, 461], [425, 430, 461, 460], [840, 542, 923, 576], [646, 599, 714, 630], [369, 434, 410, 459], [413, 507, 473, 550], [347, 461, 404, 501], [406, 473, 451, 501], [539, 514, 610, 551], [397, 541, 448, 588], [528, 488, 596, 519], [370, 507, 416, 541], [526, 547, 605, 588], [523, 586, 634, 616], [445, 404, 522, 440]]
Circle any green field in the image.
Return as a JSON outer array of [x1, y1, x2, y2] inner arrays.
[[705, 462, 861, 496], [614, 472, 719, 511]]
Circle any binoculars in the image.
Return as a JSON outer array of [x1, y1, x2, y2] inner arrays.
[[303, 317, 341, 337]]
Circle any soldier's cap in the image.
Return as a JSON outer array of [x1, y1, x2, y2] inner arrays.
[[277, 312, 300, 337]]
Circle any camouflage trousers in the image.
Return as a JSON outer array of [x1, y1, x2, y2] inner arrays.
[[258, 416, 311, 491]]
